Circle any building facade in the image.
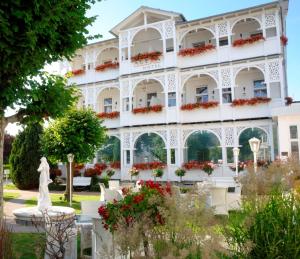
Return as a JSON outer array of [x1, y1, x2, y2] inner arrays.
[[60, 1, 291, 181]]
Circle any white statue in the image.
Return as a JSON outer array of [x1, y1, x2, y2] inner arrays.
[[37, 157, 52, 211]]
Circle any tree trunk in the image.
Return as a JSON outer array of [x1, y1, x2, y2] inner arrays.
[[0, 117, 7, 219], [64, 162, 74, 203]]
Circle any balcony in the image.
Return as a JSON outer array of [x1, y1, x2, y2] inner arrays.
[[96, 87, 120, 128]]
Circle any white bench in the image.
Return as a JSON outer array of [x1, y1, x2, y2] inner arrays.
[[73, 177, 91, 187]]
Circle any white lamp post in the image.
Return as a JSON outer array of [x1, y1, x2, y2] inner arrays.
[[232, 147, 240, 177], [248, 137, 261, 173], [67, 153, 74, 207]]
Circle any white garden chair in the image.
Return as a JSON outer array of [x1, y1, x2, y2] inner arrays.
[[210, 187, 228, 215], [108, 180, 120, 190], [99, 183, 123, 202]]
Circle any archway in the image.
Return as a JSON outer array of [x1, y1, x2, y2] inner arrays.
[[134, 133, 166, 163], [239, 127, 270, 161], [185, 131, 222, 163], [232, 18, 262, 42], [133, 79, 164, 109], [131, 28, 163, 57], [180, 28, 216, 49], [97, 136, 121, 163], [96, 87, 120, 113], [235, 67, 266, 99], [71, 55, 85, 70], [95, 47, 119, 66], [182, 74, 219, 105]]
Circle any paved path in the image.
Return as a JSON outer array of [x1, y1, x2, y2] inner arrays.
[[4, 188, 99, 232]]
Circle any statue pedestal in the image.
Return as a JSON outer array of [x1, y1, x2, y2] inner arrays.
[[13, 206, 77, 259]]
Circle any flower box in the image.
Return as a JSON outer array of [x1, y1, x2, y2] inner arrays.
[[131, 51, 162, 63], [233, 35, 265, 47], [182, 161, 216, 175], [181, 101, 219, 111], [231, 97, 271, 107], [97, 111, 120, 119], [178, 44, 216, 57], [133, 161, 165, 171], [132, 105, 163, 114], [110, 161, 121, 169], [95, 62, 119, 72]]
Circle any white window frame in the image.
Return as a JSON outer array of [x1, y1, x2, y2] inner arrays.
[[103, 98, 112, 113], [196, 86, 208, 103], [253, 80, 267, 97]]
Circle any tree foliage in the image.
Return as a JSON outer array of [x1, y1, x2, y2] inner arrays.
[[9, 124, 43, 190], [97, 136, 120, 162], [41, 108, 106, 163]]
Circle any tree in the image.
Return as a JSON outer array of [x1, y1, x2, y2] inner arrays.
[[41, 108, 106, 200], [3, 134, 15, 164], [0, 0, 99, 217], [9, 124, 43, 190]]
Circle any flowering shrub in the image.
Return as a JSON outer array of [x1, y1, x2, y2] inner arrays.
[[110, 161, 121, 169], [202, 162, 215, 175], [97, 111, 119, 119], [175, 168, 186, 181], [153, 168, 164, 179], [133, 161, 165, 171], [132, 105, 163, 114], [181, 101, 219, 111], [84, 168, 101, 177], [73, 170, 81, 177], [131, 51, 162, 63], [106, 168, 115, 178], [94, 163, 107, 171], [98, 180, 172, 232], [95, 62, 119, 72], [231, 97, 271, 107], [233, 34, 265, 47], [285, 96, 293, 106], [280, 35, 288, 46], [178, 44, 215, 57], [229, 162, 247, 173], [74, 163, 84, 170], [50, 168, 62, 177], [129, 167, 139, 177]]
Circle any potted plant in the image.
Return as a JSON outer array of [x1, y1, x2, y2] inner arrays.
[[129, 167, 139, 181], [175, 168, 186, 182], [106, 168, 115, 179], [153, 168, 164, 181], [202, 162, 215, 176]]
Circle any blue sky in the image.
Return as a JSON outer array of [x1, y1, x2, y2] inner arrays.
[[87, 0, 300, 100]]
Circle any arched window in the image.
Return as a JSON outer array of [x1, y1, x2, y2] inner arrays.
[[232, 18, 262, 42], [239, 128, 270, 161], [97, 136, 120, 163], [134, 133, 166, 163], [185, 131, 222, 163]]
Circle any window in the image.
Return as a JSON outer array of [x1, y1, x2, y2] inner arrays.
[[290, 125, 298, 139], [222, 88, 232, 103], [171, 149, 176, 164], [166, 38, 174, 52], [104, 98, 112, 113], [291, 141, 299, 160], [192, 41, 205, 48], [126, 150, 130, 164], [147, 93, 157, 107], [123, 97, 129, 111], [168, 92, 176, 107], [266, 27, 277, 38], [219, 37, 228, 46], [196, 86, 208, 103], [253, 80, 267, 97]]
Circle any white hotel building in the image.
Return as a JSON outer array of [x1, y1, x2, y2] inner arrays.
[[60, 1, 300, 182]]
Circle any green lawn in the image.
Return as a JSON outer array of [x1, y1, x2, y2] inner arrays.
[[3, 191, 20, 201], [25, 193, 99, 214], [4, 183, 19, 190]]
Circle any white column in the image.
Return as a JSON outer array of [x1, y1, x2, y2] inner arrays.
[[166, 129, 171, 181]]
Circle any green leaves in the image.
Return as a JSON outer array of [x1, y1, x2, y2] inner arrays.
[[41, 108, 106, 163]]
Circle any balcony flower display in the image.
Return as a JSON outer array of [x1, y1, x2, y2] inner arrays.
[[231, 97, 271, 107], [181, 101, 219, 111], [97, 111, 120, 119], [132, 105, 163, 114], [95, 62, 119, 72], [178, 44, 216, 57], [65, 68, 85, 77], [84, 167, 101, 177], [94, 163, 107, 172], [129, 167, 140, 178], [131, 51, 162, 63], [280, 35, 288, 46], [233, 34, 265, 47], [202, 162, 216, 175], [133, 161, 165, 171], [110, 161, 121, 169], [285, 97, 293, 106]]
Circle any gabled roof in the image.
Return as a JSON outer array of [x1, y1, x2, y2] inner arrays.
[[110, 6, 185, 36]]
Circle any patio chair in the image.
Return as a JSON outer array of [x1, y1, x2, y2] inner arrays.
[[99, 183, 123, 202], [108, 180, 120, 190], [210, 187, 228, 215]]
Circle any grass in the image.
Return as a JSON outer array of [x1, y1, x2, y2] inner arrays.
[[25, 193, 99, 214], [11, 233, 44, 259], [4, 183, 19, 190], [3, 191, 20, 201]]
